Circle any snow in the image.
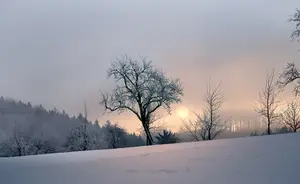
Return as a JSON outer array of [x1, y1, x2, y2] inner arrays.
[[0, 133, 300, 184]]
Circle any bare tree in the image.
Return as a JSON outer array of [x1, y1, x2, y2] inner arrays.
[[278, 9, 300, 94], [255, 69, 280, 135], [278, 63, 300, 96], [289, 9, 300, 43], [182, 81, 228, 141], [101, 55, 183, 145], [280, 100, 300, 132]]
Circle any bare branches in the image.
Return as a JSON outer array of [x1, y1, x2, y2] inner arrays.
[[278, 63, 300, 96], [100, 54, 184, 145], [201, 81, 228, 140], [280, 100, 300, 132], [181, 114, 202, 141], [277, 9, 300, 96], [101, 92, 142, 119], [255, 69, 280, 135], [289, 9, 300, 42], [182, 81, 227, 141]]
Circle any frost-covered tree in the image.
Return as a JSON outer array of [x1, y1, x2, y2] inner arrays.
[[29, 136, 56, 155], [65, 125, 89, 151], [0, 127, 30, 157], [101, 54, 183, 145]]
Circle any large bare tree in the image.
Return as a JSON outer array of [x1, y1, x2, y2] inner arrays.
[[281, 100, 300, 132], [101, 55, 183, 145], [289, 9, 300, 43], [278, 63, 300, 96], [182, 81, 228, 141], [256, 70, 280, 135], [278, 9, 300, 94]]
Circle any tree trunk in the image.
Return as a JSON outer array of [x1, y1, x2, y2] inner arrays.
[[267, 116, 271, 135], [142, 121, 153, 145], [145, 128, 153, 145]]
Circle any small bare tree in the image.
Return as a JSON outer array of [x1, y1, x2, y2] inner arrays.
[[256, 70, 280, 135], [101, 55, 183, 145], [281, 100, 300, 132], [182, 81, 228, 141]]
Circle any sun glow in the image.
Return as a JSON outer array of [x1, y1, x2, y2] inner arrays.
[[176, 106, 189, 119]]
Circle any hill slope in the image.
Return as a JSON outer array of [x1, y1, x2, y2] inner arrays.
[[0, 133, 299, 184]]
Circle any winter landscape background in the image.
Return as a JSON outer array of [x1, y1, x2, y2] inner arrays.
[[1, 1, 300, 157], [1, 1, 300, 183]]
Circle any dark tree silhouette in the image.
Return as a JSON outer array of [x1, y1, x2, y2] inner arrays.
[[29, 137, 56, 155], [256, 70, 280, 135], [103, 121, 126, 149], [101, 55, 183, 145], [82, 102, 89, 151], [281, 100, 300, 132], [155, 129, 178, 144], [274, 126, 293, 134]]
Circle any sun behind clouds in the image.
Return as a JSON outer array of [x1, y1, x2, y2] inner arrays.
[[176, 106, 189, 119]]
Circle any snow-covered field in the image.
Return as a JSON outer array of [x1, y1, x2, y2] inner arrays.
[[0, 133, 299, 184]]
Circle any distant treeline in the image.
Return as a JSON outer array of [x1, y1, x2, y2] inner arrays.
[[0, 97, 145, 157]]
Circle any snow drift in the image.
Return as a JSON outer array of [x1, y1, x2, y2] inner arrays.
[[0, 133, 299, 184]]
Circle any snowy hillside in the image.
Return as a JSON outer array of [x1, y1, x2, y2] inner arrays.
[[0, 133, 299, 184]]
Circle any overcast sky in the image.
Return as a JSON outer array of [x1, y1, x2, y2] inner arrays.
[[1, 0, 300, 132]]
